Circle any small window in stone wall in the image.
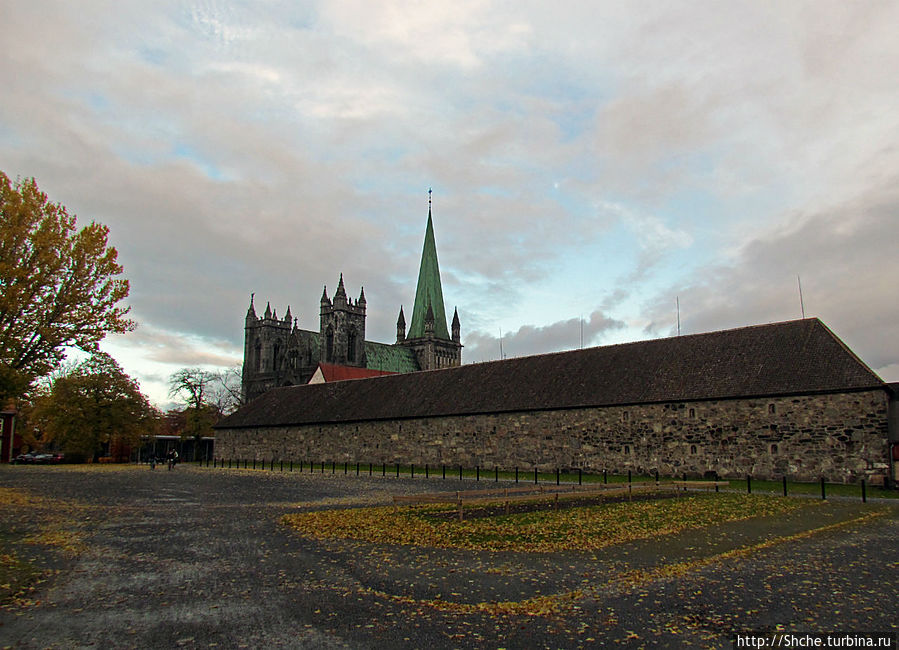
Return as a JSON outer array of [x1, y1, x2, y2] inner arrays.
[[690, 444, 697, 455], [623, 445, 631, 455], [770, 443, 778, 455], [769, 403, 776, 414], [622, 411, 629, 422], [689, 408, 695, 418]]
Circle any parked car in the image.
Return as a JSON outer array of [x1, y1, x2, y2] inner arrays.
[[14, 451, 64, 464]]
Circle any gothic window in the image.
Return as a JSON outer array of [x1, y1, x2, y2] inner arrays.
[[768, 403, 776, 414], [254, 340, 261, 372], [623, 445, 631, 455], [770, 443, 778, 455], [326, 326, 334, 362], [622, 411, 629, 423], [689, 408, 695, 418], [273, 344, 280, 371], [347, 328, 356, 363], [690, 444, 697, 455]]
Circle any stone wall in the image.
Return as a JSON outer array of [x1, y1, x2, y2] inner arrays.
[[215, 389, 891, 483]]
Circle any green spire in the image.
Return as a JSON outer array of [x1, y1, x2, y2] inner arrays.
[[408, 206, 450, 340]]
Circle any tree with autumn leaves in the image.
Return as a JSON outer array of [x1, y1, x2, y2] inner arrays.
[[27, 353, 157, 461], [0, 171, 134, 404]]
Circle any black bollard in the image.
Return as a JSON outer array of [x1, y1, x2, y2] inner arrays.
[[862, 479, 866, 503], [556, 468, 560, 486], [747, 474, 752, 494], [425, 464, 429, 479], [495, 466, 498, 482], [476, 465, 480, 481], [515, 467, 519, 483], [534, 467, 538, 484], [396, 463, 400, 478], [459, 465, 462, 481], [579, 468, 582, 486], [821, 477, 826, 500], [411, 463, 414, 478], [782, 476, 787, 497], [604, 469, 607, 484]]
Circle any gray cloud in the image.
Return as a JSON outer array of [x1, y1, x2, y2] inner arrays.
[[2, 1, 898, 403], [642, 175, 899, 378], [465, 311, 626, 363]]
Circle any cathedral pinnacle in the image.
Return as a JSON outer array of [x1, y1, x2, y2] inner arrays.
[[407, 199, 450, 340], [396, 305, 406, 343], [335, 273, 347, 304]]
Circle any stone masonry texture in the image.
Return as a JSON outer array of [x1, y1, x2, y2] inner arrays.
[[215, 389, 889, 483]]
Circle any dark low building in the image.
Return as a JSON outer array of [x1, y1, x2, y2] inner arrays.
[[216, 318, 896, 484]]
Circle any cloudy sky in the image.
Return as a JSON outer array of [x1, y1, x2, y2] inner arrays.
[[3, 1, 898, 406]]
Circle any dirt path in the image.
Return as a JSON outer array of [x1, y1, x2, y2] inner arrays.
[[1, 465, 896, 649]]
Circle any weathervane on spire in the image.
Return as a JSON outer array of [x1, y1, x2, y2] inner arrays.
[[428, 187, 432, 207]]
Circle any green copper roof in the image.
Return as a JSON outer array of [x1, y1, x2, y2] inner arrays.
[[407, 209, 450, 340], [364, 341, 420, 373]]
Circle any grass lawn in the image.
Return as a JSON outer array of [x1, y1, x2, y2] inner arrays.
[[282, 492, 810, 553]]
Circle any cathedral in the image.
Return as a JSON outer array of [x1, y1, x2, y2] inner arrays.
[[241, 204, 462, 403]]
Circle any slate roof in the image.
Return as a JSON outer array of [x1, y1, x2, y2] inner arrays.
[[217, 318, 887, 429]]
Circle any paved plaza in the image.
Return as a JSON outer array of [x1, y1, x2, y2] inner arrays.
[[1, 465, 896, 649]]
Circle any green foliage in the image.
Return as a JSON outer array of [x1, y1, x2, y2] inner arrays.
[[0, 172, 134, 403], [168, 368, 230, 459], [28, 353, 156, 459]]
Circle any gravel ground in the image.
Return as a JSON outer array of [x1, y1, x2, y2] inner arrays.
[[0, 464, 896, 649]]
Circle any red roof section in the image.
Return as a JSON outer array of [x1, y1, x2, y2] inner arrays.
[[313, 363, 397, 383]]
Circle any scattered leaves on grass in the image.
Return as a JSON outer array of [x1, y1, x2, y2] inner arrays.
[[281, 493, 808, 553]]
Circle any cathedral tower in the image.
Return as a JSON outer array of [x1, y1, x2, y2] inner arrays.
[[241, 294, 294, 403], [319, 274, 367, 367], [399, 198, 462, 370]]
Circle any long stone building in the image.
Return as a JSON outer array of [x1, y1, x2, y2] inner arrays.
[[216, 317, 898, 483]]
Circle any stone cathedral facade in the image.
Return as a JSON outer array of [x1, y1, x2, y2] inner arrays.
[[241, 207, 462, 403]]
